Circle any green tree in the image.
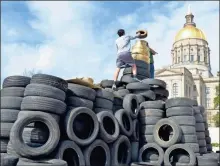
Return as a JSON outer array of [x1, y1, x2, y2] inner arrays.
[[212, 112, 220, 127], [214, 85, 219, 109]]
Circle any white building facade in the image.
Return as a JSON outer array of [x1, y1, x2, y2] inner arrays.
[[155, 9, 219, 126]]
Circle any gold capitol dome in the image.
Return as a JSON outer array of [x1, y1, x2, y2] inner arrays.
[[174, 4, 207, 42]]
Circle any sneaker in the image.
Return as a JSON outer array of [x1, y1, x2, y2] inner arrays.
[[112, 83, 117, 90]]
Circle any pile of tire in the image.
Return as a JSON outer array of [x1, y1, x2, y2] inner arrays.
[[1, 76, 31, 158], [136, 97, 219, 166], [121, 60, 150, 83]]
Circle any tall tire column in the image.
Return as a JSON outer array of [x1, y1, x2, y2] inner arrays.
[[139, 101, 165, 146], [166, 98, 200, 155], [1, 75, 30, 157], [10, 74, 67, 159], [193, 106, 207, 154], [200, 105, 213, 153]]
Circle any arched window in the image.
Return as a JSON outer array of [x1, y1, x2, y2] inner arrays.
[[178, 57, 180, 63], [198, 55, 200, 62], [173, 83, 178, 97]]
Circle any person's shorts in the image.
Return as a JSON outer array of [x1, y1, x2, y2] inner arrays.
[[116, 51, 135, 68]]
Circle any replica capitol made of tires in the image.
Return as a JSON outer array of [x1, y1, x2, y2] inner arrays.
[[1, 60, 219, 166]]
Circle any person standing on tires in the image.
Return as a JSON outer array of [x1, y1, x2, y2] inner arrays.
[[112, 29, 141, 89], [146, 42, 157, 78]]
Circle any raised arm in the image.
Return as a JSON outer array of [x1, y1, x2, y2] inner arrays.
[[129, 32, 141, 40]]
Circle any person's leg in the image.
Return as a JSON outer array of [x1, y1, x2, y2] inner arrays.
[[132, 64, 137, 76], [113, 67, 121, 82], [150, 63, 155, 78]]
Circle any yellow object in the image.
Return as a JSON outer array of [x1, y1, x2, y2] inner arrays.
[[175, 25, 206, 42], [131, 40, 150, 63], [66, 77, 101, 89]]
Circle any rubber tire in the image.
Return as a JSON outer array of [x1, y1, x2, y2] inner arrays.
[[123, 66, 148, 76], [21, 96, 66, 115], [131, 142, 139, 162], [140, 117, 161, 125], [126, 82, 150, 91], [97, 111, 119, 143], [94, 108, 113, 114], [114, 89, 130, 98], [199, 146, 207, 154], [24, 83, 66, 101], [181, 135, 198, 143], [1, 87, 25, 97], [205, 136, 211, 144], [198, 139, 207, 147], [153, 118, 182, 148], [142, 78, 166, 89], [165, 97, 193, 109], [185, 143, 200, 153], [197, 155, 218, 166], [68, 83, 96, 101], [96, 89, 114, 101], [123, 94, 140, 119], [121, 75, 138, 84], [133, 90, 156, 100], [136, 94, 145, 104], [114, 109, 133, 137], [131, 119, 139, 141], [55, 140, 85, 166], [138, 143, 164, 165], [141, 135, 154, 143], [153, 88, 169, 98], [30, 74, 68, 92], [100, 80, 114, 88], [17, 158, 67, 166], [83, 139, 110, 166], [110, 135, 131, 166], [95, 98, 113, 110], [0, 123, 14, 138], [180, 126, 196, 135], [197, 132, 206, 140], [164, 144, 196, 166], [206, 144, 212, 151], [168, 116, 196, 126], [65, 107, 99, 146], [1, 97, 22, 109], [196, 123, 205, 132], [166, 107, 194, 117], [113, 97, 123, 106], [3, 76, 30, 88], [140, 100, 165, 110], [195, 114, 204, 123], [0, 139, 8, 153], [139, 109, 164, 117], [141, 125, 154, 135], [10, 111, 60, 158], [0, 109, 19, 123], [66, 96, 93, 109], [1, 153, 19, 166]]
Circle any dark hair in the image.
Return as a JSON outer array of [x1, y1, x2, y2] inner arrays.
[[117, 29, 125, 37]]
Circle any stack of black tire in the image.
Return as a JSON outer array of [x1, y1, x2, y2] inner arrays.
[[1, 76, 30, 157], [200, 106, 213, 153], [193, 105, 207, 155], [121, 60, 150, 83]]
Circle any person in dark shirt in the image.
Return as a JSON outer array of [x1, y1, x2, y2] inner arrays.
[[146, 42, 157, 78]]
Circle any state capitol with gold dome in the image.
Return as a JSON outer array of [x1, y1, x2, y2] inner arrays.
[[155, 7, 219, 126]]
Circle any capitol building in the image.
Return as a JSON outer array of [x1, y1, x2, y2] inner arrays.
[[155, 8, 219, 126]]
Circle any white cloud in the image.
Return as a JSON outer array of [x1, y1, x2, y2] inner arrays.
[[1, 1, 219, 85]]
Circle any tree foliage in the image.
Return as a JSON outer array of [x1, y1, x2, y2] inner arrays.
[[214, 85, 219, 109], [23, 69, 41, 77], [212, 112, 220, 127]]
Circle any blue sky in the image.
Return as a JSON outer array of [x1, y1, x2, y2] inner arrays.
[[1, 1, 219, 84]]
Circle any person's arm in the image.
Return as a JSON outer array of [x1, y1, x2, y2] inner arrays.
[[129, 32, 141, 40], [149, 47, 158, 55]]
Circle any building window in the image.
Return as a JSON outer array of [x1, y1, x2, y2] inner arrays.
[[178, 57, 180, 63], [184, 55, 187, 61], [198, 55, 200, 62], [198, 49, 200, 51], [173, 83, 178, 97], [206, 87, 210, 94], [193, 85, 197, 91], [190, 55, 194, 62], [185, 84, 188, 96], [206, 98, 210, 108], [189, 87, 191, 97]]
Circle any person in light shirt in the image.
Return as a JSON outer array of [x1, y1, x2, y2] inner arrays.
[[112, 29, 141, 89]]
